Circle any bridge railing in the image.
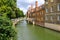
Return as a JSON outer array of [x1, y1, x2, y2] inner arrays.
[[26, 18, 35, 21]]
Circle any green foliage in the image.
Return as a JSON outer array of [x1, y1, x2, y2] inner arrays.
[[15, 8, 24, 18], [0, 0, 24, 40], [0, 0, 24, 19], [0, 17, 17, 40], [0, 0, 16, 7], [0, 0, 16, 19], [0, 0, 18, 40]]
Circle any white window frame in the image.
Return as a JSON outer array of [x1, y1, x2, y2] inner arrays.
[[50, 7, 53, 12], [51, 16, 53, 21], [57, 15, 60, 21], [45, 16, 48, 20], [57, 4, 60, 11], [46, 8, 48, 13]]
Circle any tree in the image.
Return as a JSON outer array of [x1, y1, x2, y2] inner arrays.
[[0, 0, 17, 40], [0, 17, 17, 40], [0, 6, 17, 19]]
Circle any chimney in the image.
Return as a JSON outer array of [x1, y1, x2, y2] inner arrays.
[[35, 0, 38, 8], [31, 4, 34, 12]]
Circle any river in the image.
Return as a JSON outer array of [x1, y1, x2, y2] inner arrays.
[[16, 20, 60, 40]]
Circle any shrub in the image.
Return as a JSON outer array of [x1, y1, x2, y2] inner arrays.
[[0, 17, 17, 40]]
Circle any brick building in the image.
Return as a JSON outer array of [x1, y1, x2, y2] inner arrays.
[[26, 0, 60, 31], [45, 0, 60, 24], [26, 1, 45, 26]]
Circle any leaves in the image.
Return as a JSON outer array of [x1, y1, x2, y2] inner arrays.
[[0, 17, 17, 40], [0, 0, 24, 19], [0, 0, 17, 40]]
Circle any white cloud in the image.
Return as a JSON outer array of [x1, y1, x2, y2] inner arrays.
[[25, 0, 35, 3], [19, 7, 27, 15], [17, 0, 45, 14]]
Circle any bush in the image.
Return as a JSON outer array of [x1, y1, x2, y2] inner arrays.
[[0, 17, 17, 40]]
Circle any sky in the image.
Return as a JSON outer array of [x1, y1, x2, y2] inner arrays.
[[17, 0, 45, 14]]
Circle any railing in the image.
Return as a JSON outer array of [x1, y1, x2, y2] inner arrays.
[[26, 18, 35, 22]]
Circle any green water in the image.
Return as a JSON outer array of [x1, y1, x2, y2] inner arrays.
[[16, 20, 60, 40]]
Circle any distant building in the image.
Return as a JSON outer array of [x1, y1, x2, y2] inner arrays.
[[26, 1, 45, 26], [45, 0, 60, 24], [26, 0, 60, 31]]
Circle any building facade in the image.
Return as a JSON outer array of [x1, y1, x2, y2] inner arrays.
[[26, 1, 45, 26], [45, 0, 60, 24]]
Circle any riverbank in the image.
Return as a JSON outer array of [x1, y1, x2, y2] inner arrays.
[[45, 23, 60, 32], [27, 20, 60, 32], [36, 23, 60, 32]]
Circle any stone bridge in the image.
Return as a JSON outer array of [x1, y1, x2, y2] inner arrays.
[[26, 18, 35, 25]]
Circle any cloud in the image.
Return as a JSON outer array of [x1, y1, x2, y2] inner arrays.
[[17, 0, 45, 14]]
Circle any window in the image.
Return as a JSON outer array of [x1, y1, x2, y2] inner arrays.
[[42, 11, 43, 15], [45, 0, 48, 4], [40, 12, 41, 15], [46, 2, 48, 4], [50, 6, 53, 12], [50, 0, 53, 2], [46, 8, 48, 13], [57, 15, 60, 21], [45, 0, 48, 2], [41, 18, 43, 21], [51, 16, 53, 21], [45, 16, 48, 20], [57, 4, 60, 11]]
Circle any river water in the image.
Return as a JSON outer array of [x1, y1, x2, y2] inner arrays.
[[16, 20, 60, 40]]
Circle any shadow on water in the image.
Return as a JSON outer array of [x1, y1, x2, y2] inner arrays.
[[16, 20, 60, 40]]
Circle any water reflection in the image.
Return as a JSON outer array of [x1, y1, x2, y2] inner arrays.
[[16, 20, 60, 40]]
